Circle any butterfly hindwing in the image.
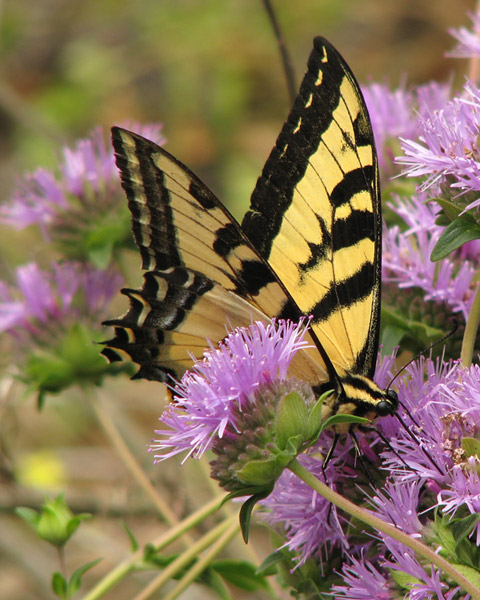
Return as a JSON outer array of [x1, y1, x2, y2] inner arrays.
[[242, 37, 381, 379]]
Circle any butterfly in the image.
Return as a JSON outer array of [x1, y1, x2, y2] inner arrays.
[[102, 37, 398, 425]]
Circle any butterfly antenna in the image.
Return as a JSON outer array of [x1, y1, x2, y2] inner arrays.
[[384, 321, 457, 475], [386, 319, 458, 392], [261, 0, 297, 104]]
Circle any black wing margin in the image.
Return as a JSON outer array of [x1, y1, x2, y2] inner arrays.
[[242, 36, 381, 378]]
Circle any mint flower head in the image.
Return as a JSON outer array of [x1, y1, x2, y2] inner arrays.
[[0, 123, 165, 267], [362, 81, 450, 175], [448, 12, 480, 58], [383, 192, 477, 320], [397, 86, 480, 200], [150, 319, 331, 495], [0, 261, 123, 403], [383, 359, 480, 514]]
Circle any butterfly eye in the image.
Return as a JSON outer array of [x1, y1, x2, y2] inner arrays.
[[376, 390, 398, 416]]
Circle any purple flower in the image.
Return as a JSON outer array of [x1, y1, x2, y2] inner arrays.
[[362, 82, 451, 172], [383, 192, 477, 320], [448, 12, 480, 58], [380, 357, 480, 545], [0, 124, 165, 258], [0, 261, 122, 345], [439, 456, 480, 544], [331, 556, 391, 599], [362, 83, 415, 170], [369, 480, 423, 537], [261, 447, 354, 568], [150, 319, 314, 462], [396, 84, 480, 199]]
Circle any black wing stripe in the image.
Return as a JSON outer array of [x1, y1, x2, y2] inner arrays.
[[241, 37, 380, 376]]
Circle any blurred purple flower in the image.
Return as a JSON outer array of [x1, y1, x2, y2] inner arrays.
[[396, 84, 480, 199], [383, 193, 476, 320], [448, 12, 480, 58], [332, 556, 391, 599], [362, 82, 451, 172], [0, 261, 122, 344], [0, 123, 164, 234], [150, 319, 313, 461], [362, 83, 415, 169]]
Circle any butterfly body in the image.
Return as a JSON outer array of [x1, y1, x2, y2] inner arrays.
[[102, 37, 398, 423]]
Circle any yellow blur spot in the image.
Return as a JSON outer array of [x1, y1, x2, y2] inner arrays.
[[17, 451, 66, 490]]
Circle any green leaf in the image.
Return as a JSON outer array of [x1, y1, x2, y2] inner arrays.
[[462, 437, 480, 460], [380, 325, 408, 356], [276, 391, 308, 449], [239, 491, 271, 543], [304, 391, 330, 442], [431, 216, 480, 261], [433, 511, 457, 556], [198, 567, 231, 600], [431, 198, 463, 222], [389, 568, 422, 590], [451, 513, 480, 543], [121, 520, 139, 552], [51, 572, 68, 599], [450, 563, 480, 588], [319, 413, 368, 434], [381, 305, 445, 352], [256, 551, 282, 575], [68, 558, 103, 596], [15, 506, 40, 529], [213, 559, 269, 591], [237, 456, 285, 487]]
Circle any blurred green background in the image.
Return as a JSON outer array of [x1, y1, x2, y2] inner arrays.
[[0, 1, 475, 599]]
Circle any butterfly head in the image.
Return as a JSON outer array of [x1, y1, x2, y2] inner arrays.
[[333, 372, 398, 421]]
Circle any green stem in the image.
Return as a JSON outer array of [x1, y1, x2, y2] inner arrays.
[[460, 279, 480, 367], [90, 392, 182, 531], [131, 516, 237, 600], [289, 458, 480, 600], [81, 495, 226, 600]]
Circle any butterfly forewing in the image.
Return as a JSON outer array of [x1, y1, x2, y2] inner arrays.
[[242, 37, 381, 379], [103, 128, 327, 383]]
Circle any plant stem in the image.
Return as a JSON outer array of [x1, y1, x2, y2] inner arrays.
[[460, 278, 480, 367], [468, 2, 480, 83], [81, 494, 225, 600], [289, 458, 480, 600], [90, 391, 182, 531], [131, 515, 237, 600], [261, 0, 296, 105]]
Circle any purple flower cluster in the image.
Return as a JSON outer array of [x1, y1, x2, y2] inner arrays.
[[0, 261, 122, 347], [150, 319, 313, 461], [0, 123, 163, 395], [382, 192, 477, 320], [397, 84, 480, 200], [362, 81, 450, 173], [448, 12, 480, 58], [0, 124, 164, 235]]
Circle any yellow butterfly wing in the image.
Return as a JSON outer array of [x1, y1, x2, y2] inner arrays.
[[102, 37, 381, 400], [242, 37, 381, 380]]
